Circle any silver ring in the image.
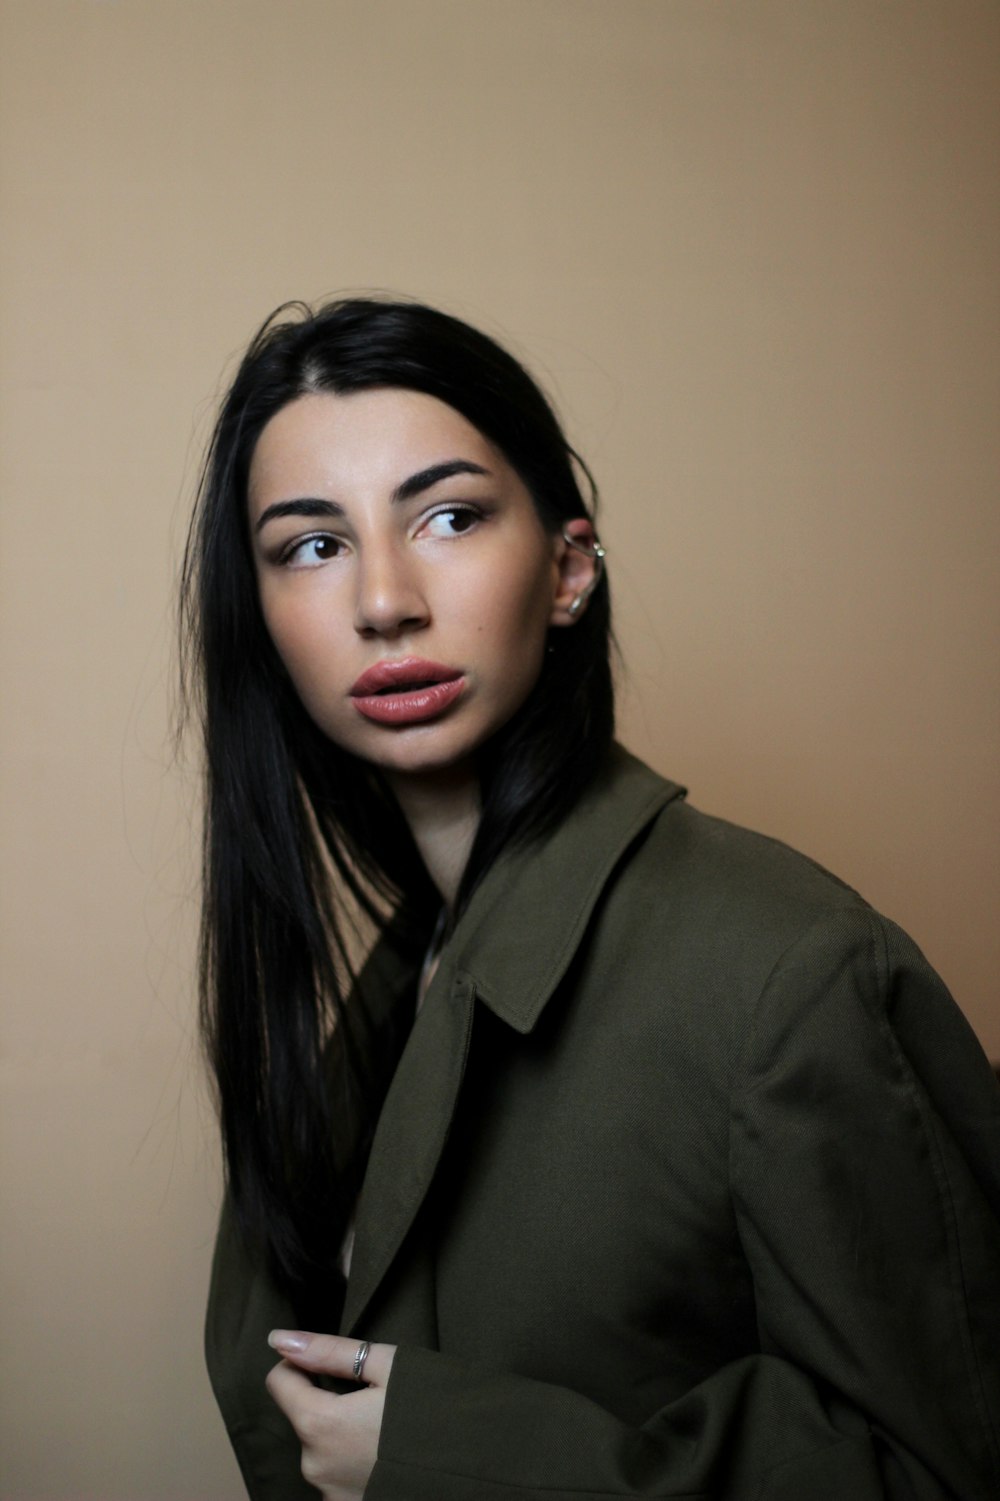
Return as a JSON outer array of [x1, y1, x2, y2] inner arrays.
[[352, 1340, 371, 1382]]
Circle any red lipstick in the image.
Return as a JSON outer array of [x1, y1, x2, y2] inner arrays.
[[350, 657, 466, 726]]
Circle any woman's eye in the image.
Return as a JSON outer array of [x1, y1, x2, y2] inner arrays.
[[282, 534, 343, 568], [421, 507, 482, 540]]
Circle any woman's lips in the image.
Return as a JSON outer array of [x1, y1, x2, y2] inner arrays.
[[350, 658, 466, 726]]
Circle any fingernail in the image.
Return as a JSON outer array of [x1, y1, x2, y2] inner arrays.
[[268, 1329, 309, 1353]]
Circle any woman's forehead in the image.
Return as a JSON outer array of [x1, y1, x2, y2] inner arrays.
[[247, 388, 504, 515]]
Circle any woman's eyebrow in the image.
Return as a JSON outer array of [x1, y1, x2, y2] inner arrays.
[[254, 460, 491, 533], [392, 459, 490, 503], [255, 497, 344, 532]]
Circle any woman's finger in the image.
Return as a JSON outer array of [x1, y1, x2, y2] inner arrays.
[[264, 1356, 320, 1422], [267, 1330, 395, 1386]]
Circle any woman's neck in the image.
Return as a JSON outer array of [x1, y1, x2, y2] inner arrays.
[[385, 763, 481, 910]]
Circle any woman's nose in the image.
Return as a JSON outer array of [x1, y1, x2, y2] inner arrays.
[[353, 543, 430, 639]]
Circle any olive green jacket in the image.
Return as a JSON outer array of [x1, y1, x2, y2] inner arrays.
[[206, 748, 1000, 1499]]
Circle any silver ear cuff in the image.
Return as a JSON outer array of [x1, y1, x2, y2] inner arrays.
[[562, 525, 606, 618]]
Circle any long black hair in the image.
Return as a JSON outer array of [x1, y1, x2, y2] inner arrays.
[[180, 297, 614, 1311]]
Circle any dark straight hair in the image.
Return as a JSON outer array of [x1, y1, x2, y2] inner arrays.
[[180, 297, 614, 1312]]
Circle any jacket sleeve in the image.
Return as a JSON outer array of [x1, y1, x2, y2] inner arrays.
[[366, 908, 1000, 1500]]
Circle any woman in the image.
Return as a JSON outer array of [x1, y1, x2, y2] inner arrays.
[[183, 298, 1000, 1501]]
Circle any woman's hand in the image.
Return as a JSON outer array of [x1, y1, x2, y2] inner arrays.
[[265, 1331, 396, 1501]]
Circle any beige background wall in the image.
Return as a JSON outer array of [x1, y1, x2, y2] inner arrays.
[[1, 2, 997, 1494]]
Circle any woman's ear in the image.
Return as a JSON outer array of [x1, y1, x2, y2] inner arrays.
[[550, 518, 605, 626]]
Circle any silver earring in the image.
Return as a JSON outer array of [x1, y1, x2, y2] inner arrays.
[[562, 525, 606, 618]]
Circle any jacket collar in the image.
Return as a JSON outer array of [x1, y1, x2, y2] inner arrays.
[[450, 745, 685, 1033], [341, 746, 684, 1335]]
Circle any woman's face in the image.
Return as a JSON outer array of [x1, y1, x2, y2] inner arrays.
[[247, 388, 590, 786]]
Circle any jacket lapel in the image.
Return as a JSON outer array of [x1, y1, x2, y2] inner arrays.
[[457, 749, 684, 1034], [340, 962, 475, 1335], [340, 746, 685, 1335]]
